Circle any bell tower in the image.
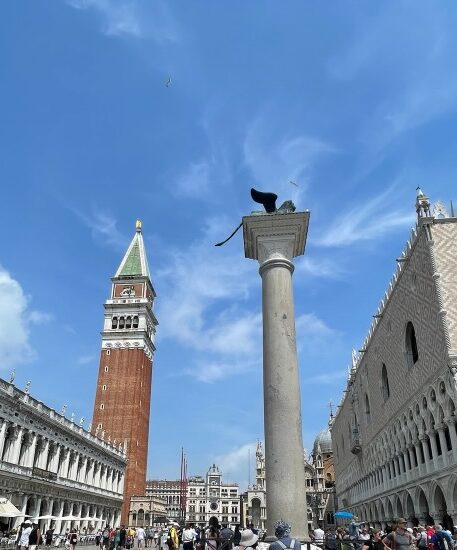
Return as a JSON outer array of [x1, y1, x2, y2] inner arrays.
[[92, 220, 158, 523]]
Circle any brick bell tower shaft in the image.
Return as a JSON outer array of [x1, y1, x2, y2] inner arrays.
[[92, 220, 158, 524]]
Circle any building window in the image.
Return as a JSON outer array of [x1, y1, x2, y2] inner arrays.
[[100, 404, 105, 410], [105, 366, 108, 372], [405, 321, 419, 367], [106, 350, 110, 356], [103, 385, 107, 390], [381, 364, 390, 401], [365, 394, 371, 423], [126, 316, 132, 329], [112, 317, 118, 329], [133, 316, 139, 328], [119, 317, 125, 329], [98, 423, 102, 429]]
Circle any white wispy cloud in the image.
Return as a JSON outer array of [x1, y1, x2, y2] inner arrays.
[[328, 5, 457, 180], [214, 441, 258, 490], [244, 115, 335, 206], [156, 216, 260, 382], [306, 370, 347, 385], [72, 207, 129, 250], [78, 354, 97, 365], [295, 256, 345, 279], [67, 0, 178, 42], [317, 185, 415, 247], [0, 266, 52, 370], [173, 161, 211, 199]]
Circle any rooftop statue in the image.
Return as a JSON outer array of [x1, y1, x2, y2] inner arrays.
[[215, 188, 296, 247]]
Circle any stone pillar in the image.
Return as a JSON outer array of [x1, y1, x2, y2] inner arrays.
[[10, 426, 24, 464], [26, 433, 38, 468], [0, 420, 8, 459], [429, 431, 439, 470], [243, 211, 310, 541], [54, 501, 65, 534], [420, 436, 430, 473], [38, 438, 50, 469], [51, 445, 62, 473], [437, 426, 449, 466], [13, 493, 29, 529]]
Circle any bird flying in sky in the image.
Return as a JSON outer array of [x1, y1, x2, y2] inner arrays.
[[165, 77, 172, 87], [289, 180, 299, 187]]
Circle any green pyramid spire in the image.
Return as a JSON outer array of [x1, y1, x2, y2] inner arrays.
[[114, 220, 151, 279]]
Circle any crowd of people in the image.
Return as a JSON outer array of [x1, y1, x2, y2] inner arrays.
[[316, 519, 457, 550]]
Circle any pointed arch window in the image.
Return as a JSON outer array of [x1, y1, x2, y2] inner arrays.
[[405, 321, 419, 367], [382, 363, 390, 401], [365, 394, 371, 423]]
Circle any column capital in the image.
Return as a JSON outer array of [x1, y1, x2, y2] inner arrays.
[[242, 211, 309, 264]]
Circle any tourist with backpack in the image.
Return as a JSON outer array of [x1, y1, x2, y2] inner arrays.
[[432, 526, 452, 550], [102, 526, 111, 550], [268, 520, 301, 550], [219, 525, 234, 550]]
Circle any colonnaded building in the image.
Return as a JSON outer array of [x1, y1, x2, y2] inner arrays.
[[0, 376, 126, 532], [332, 190, 457, 529], [241, 437, 335, 532], [145, 464, 240, 527]]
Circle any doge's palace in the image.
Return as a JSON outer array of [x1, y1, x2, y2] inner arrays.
[[332, 189, 457, 529], [0, 376, 126, 532]]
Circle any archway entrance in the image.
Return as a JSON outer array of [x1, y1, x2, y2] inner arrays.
[[251, 498, 261, 529], [433, 485, 452, 531]]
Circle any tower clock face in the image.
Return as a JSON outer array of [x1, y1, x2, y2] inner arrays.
[[210, 502, 218, 511]]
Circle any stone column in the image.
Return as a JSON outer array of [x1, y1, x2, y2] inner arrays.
[[0, 420, 8, 458], [26, 433, 38, 468], [445, 418, 457, 460], [437, 426, 449, 466], [420, 436, 430, 474], [243, 211, 310, 541], [10, 426, 24, 464], [428, 431, 439, 470], [54, 501, 65, 534], [38, 438, 50, 469]]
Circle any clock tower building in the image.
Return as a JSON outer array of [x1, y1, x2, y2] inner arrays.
[[92, 220, 157, 523]]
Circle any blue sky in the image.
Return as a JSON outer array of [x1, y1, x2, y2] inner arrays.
[[1, 0, 457, 489]]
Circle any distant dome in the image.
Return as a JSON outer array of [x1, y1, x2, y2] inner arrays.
[[313, 427, 332, 454]]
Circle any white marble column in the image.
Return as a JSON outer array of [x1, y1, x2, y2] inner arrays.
[[243, 210, 309, 541], [51, 444, 62, 473], [54, 501, 65, 534], [0, 420, 8, 458], [78, 457, 88, 483], [40, 439, 50, 469], [10, 426, 24, 464]]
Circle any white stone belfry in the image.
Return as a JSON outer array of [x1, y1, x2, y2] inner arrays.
[[243, 211, 309, 541]]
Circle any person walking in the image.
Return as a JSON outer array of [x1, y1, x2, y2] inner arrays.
[[28, 523, 41, 550], [232, 527, 241, 550], [237, 530, 258, 550], [432, 526, 452, 550], [383, 519, 414, 550], [68, 528, 78, 550], [19, 521, 33, 550], [137, 527, 146, 549], [45, 528, 54, 547], [182, 524, 197, 550], [268, 520, 301, 550]]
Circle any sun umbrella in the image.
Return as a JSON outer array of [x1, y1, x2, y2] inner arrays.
[[0, 498, 22, 518], [32, 515, 58, 520], [334, 511, 354, 519]]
